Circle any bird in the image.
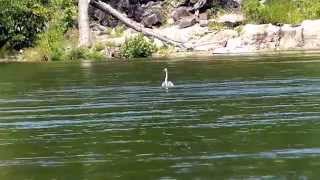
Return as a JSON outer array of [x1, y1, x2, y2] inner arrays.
[[161, 68, 174, 89]]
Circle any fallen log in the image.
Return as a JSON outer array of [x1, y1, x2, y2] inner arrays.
[[90, 0, 187, 49]]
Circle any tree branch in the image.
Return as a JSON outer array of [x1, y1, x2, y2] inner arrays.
[[90, 0, 187, 49]]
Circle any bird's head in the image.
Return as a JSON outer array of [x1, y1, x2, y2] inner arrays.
[[163, 68, 167, 72]]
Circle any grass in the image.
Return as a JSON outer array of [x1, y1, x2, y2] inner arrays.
[[208, 22, 226, 31], [243, 0, 320, 24], [105, 25, 126, 38]]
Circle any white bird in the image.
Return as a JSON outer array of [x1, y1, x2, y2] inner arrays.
[[161, 68, 174, 89]]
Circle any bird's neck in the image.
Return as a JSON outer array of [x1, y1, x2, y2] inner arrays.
[[165, 71, 168, 82]]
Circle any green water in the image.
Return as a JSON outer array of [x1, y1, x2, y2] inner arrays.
[[1, 55, 320, 179]]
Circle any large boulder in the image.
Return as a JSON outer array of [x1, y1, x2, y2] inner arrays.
[[172, 6, 192, 22], [141, 2, 164, 28], [191, 29, 238, 51], [142, 14, 162, 28], [278, 25, 303, 50], [157, 24, 208, 43], [216, 13, 244, 27], [240, 24, 280, 50], [178, 16, 197, 28], [213, 23, 281, 54], [219, 0, 241, 10], [301, 20, 320, 49]]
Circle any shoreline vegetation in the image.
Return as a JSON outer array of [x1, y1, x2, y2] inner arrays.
[[1, 0, 320, 61]]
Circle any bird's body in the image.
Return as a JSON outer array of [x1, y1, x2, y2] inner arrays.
[[161, 68, 174, 89], [161, 81, 174, 88]]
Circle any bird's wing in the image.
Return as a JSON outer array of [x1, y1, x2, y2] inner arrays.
[[161, 81, 166, 87], [168, 81, 174, 87]]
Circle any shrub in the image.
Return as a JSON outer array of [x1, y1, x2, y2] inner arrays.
[[35, 26, 65, 61], [0, 0, 76, 52], [120, 34, 156, 58], [0, 0, 48, 49], [22, 0, 77, 61], [243, 0, 320, 24]]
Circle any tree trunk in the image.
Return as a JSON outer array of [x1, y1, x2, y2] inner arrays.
[[90, 0, 187, 49], [79, 0, 91, 47]]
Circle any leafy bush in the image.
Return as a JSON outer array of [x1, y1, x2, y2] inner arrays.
[[0, 0, 48, 49], [0, 0, 76, 51], [120, 34, 156, 58], [243, 0, 320, 24], [21, 0, 77, 61], [35, 25, 65, 61]]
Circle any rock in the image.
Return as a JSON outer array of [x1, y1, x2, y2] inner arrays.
[[214, 37, 256, 54], [219, 0, 241, 10], [213, 23, 281, 54], [224, 37, 243, 50], [142, 13, 163, 28], [178, 16, 196, 29], [278, 24, 303, 50], [141, 1, 164, 27], [158, 24, 208, 43], [128, 5, 145, 22], [172, 6, 192, 22], [216, 13, 244, 27], [199, 12, 209, 27], [240, 24, 280, 50], [191, 29, 238, 51], [301, 20, 320, 49]]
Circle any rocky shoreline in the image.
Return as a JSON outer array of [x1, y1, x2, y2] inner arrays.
[[92, 18, 320, 57], [88, 0, 320, 58]]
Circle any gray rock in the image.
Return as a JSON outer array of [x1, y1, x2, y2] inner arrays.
[[278, 24, 303, 50], [142, 12, 164, 28], [192, 29, 238, 51], [301, 20, 320, 49], [178, 16, 197, 29], [219, 0, 241, 10], [172, 6, 192, 22], [216, 13, 244, 27], [199, 12, 209, 27], [141, 2, 164, 28], [240, 24, 280, 50], [157, 24, 208, 43]]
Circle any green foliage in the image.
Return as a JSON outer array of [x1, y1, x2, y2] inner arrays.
[[208, 22, 225, 31], [120, 34, 156, 58], [156, 44, 175, 57], [64, 48, 105, 61], [0, 0, 76, 51], [106, 25, 126, 38], [243, 0, 320, 24], [35, 25, 65, 61], [0, 0, 48, 49], [21, 0, 77, 61]]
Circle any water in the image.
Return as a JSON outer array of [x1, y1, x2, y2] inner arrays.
[[1, 54, 320, 179]]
